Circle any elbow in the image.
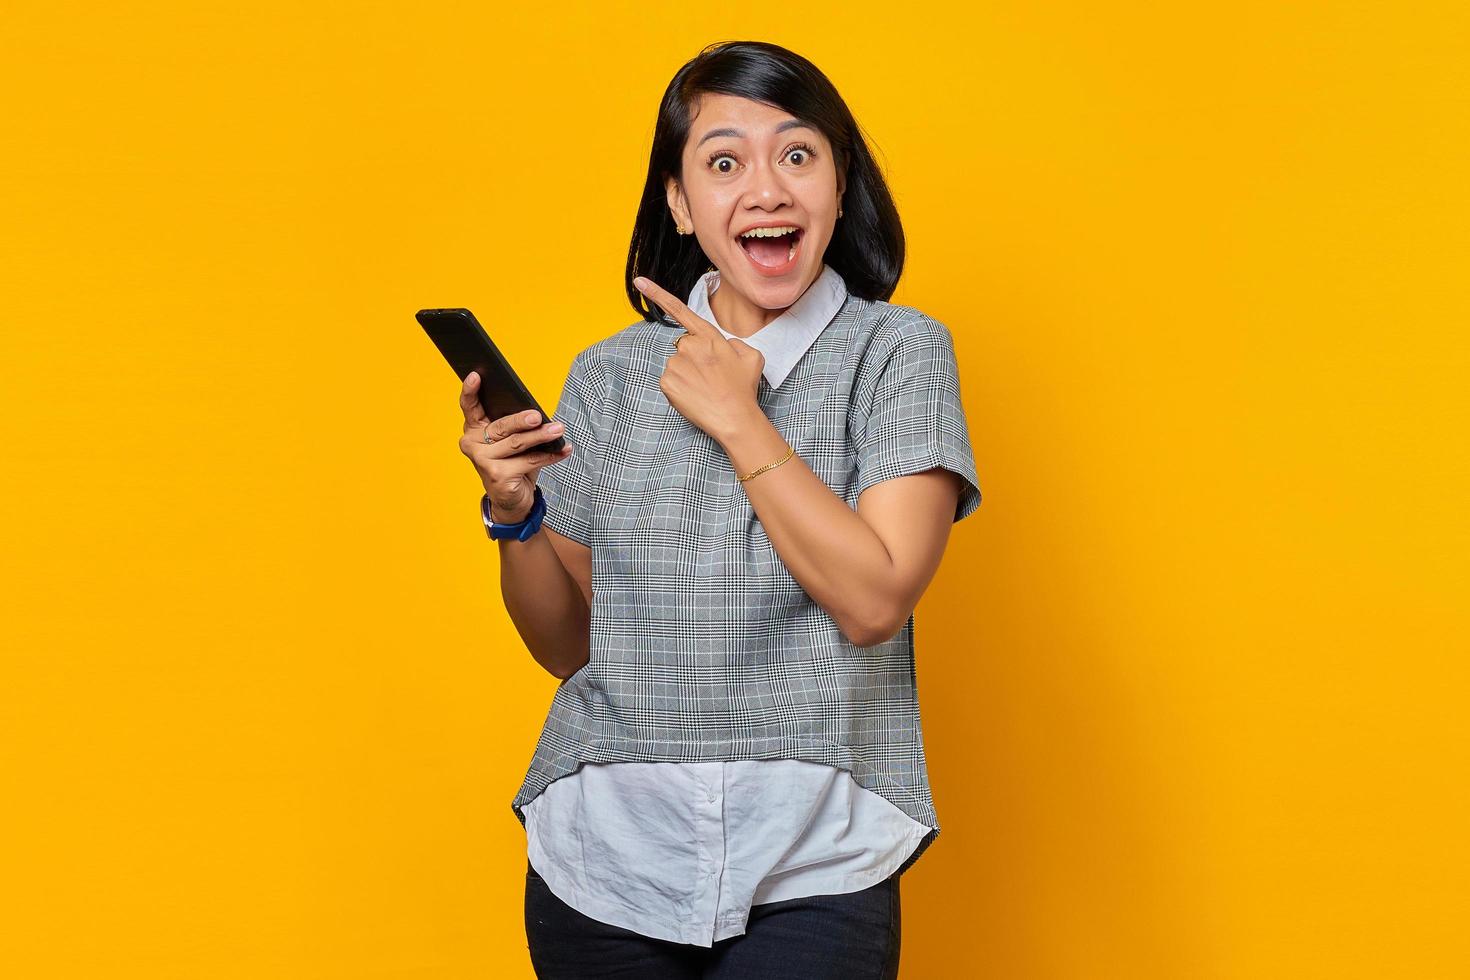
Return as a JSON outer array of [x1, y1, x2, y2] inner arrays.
[[549, 627, 591, 681], [841, 603, 909, 649], [551, 654, 589, 681]]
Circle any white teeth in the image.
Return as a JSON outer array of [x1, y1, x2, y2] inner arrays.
[[788, 239, 797, 260], [738, 225, 800, 238]]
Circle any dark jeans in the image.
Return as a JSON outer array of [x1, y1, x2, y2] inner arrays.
[[524, 860, 901, 979]]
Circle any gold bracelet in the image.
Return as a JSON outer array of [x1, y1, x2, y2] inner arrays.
[[737, 443, 795, 483]]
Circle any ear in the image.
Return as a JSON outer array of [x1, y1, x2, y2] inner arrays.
[[664, 176, 691, 231]]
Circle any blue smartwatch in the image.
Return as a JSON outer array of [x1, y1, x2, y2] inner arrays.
[[483, 485, 547, 541]]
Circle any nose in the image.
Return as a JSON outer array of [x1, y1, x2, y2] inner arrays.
[[742, 156, 793, 210]]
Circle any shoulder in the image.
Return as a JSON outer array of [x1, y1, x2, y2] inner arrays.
[[868, 301, 954, 345], [562, 317, 674, 396], [573, 317, 673, 366], [848, 301, 959, 377]]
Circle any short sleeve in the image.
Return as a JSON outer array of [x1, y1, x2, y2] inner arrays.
[[535, 348, 603, 546], [853, 316, 983, 522]]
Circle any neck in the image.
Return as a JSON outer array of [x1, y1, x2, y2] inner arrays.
[[709, 278, 790, 338]]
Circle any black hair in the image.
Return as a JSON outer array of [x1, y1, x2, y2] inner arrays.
[[625, 40, 906, 323]]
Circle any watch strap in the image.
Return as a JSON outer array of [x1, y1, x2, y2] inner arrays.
[[483, 485, 547, 541]]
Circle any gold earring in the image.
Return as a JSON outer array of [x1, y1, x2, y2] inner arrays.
[[676, 222, 686, 234]]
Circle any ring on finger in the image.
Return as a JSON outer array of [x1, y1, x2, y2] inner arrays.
[[483, 422, 492, 443]]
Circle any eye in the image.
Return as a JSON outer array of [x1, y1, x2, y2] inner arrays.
[[785, 141, 817, 166], [708, 151, 737, 175]]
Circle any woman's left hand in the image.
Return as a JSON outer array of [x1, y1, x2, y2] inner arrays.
[[634, 275, 765, 444]]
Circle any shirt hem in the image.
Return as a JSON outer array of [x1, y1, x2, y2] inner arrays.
[[512, 735, 939, 834], [749, 822, 929, 905], [527, 842, 719, 947]]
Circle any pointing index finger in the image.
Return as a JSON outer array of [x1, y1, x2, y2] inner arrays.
[[633, 276, 721, 340]]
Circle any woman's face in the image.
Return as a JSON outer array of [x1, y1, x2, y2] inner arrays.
[[666, 93, 844, 317]]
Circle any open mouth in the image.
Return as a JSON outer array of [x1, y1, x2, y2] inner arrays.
[[737, 228, 803, 274]]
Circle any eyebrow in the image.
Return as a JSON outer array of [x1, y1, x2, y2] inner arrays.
[[695, 119, 816, 148]]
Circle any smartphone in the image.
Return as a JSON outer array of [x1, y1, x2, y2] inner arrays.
[[415, 307, 566, 454]]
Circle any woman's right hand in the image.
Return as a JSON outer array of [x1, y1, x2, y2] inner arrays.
[[458, 371, 574, 524]]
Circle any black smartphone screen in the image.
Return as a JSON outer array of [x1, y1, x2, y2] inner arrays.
[[415, 307, 565, 454]]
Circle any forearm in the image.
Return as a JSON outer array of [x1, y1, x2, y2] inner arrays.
[[715, 410, 900, 646], [495, 530, 590, 679]]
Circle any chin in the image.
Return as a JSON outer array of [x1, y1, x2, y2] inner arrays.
[[730, 263, 815, 307], [750, 281, 804, 308]]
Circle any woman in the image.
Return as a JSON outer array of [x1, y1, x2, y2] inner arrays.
[[460, 40, 982, 979]]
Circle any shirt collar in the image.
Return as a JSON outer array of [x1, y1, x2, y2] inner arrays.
[[685, 263, 850, 389]]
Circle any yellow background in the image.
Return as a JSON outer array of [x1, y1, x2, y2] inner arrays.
[[3, 2, 1466, 977]]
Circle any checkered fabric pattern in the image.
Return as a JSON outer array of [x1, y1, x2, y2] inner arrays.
[[511, 292, 982, 874]]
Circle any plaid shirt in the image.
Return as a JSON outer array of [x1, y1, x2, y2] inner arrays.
[[512, 265, 983, 875]]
